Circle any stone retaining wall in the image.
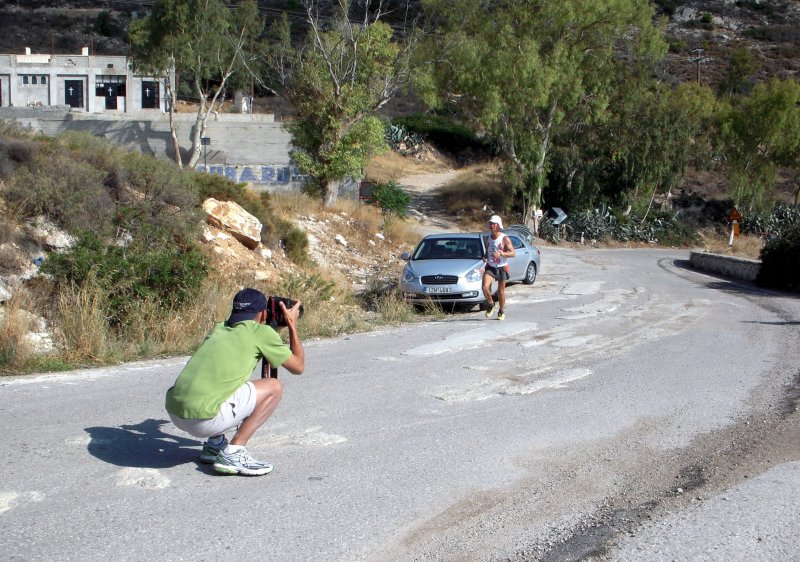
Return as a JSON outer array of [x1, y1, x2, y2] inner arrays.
[[689, 251, 761, 281]]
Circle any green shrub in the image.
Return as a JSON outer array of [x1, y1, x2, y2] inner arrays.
[[654, 0, 678, 15], [3, 139, 37, 166], [742, 204, 800, 236], [118, 153, 199, 229], [542, 204, 700, 245], [268, 272, 336, 305], [668, 38, 687, 53], [4, 163, 116, 235], [280, 221, 310, 264], [94, 11, 121, 37], [42, 230, 209, 327], [757, 222, 800, 291], [369, 181, 411, 217], [744, 25, 800, 43], [392, 113, 483, 153]]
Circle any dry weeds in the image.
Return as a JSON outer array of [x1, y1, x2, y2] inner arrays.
[[0, 288, 35, 370], [364, 149, 455, 184], [698, 232, 764, 260]]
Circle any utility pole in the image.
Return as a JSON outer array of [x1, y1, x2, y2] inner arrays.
[[691, 48, 704, 84], [690, 48, 713, 85]]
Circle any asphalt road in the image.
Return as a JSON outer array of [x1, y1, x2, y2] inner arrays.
[[1, 248, 798, 561]]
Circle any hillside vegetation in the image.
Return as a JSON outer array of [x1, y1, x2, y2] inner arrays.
[[1, 0, 799, 373], [0, 124, 424, 373]]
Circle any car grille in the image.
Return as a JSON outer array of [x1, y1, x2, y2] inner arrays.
[[421, 275, 458, 285]]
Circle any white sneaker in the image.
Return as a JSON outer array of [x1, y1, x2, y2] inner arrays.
[[213, 447, 273, 476]]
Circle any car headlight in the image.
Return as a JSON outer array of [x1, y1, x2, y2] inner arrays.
[[465, 267, 483, 282], [402, 266, 416, 283]]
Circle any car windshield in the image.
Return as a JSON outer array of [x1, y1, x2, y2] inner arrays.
[[412, 238, 484, 260]]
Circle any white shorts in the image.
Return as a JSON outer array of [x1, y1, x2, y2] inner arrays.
[[169, 381, 257, 438]]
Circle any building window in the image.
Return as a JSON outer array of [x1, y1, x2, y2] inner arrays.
[[20, 75, 47, 86], [95, 75, 126, 97]]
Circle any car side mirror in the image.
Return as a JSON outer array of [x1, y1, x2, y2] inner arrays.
[[399, 252, 411, 260]]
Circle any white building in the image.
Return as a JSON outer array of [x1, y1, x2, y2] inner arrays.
[[0, 47, 170, 113]]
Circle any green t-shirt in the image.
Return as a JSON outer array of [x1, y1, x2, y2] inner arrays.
[[165, 320, 292, 419]]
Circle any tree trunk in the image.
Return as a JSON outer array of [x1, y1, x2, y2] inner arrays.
[[166, 86, 182, 167], [324, 179, 339, 208], [186, 107, 208, 170]]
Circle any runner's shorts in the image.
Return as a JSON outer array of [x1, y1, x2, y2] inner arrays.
[[484, 264, 509, 282], [169, 381, 257, 438]]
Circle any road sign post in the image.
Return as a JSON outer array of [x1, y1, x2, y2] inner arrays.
[[550, 207, 568, 239], [728, 207, 742, 246]]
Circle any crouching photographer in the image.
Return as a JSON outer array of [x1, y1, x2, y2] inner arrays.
[[165, 288, 304, 476]]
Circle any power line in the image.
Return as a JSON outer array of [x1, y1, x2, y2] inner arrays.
[[101, 0, 415, 34]]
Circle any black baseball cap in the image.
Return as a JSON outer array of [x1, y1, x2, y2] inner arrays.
[[227, 288, 268, 325]]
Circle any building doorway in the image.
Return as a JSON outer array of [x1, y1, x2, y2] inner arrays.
[[141, 80, 159, 109], [64, 79, 83, 108]]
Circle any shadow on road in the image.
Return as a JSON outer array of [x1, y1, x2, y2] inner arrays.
[[85, 419, 201, 469]]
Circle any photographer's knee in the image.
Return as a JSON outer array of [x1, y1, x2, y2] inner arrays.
[[253, 377, 283, 404]]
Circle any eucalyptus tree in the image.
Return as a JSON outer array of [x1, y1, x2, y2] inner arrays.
[[717, 77, 800, 211], [268, 1, 418, 207], [418, 0, 666, 228], [546, 75, 716, 216], [130, 0, 266, 169], [611, 81, 717, 220]]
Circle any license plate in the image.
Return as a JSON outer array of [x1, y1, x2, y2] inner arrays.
[[424, 287, 452, 294]]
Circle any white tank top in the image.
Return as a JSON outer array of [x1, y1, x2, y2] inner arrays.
[[487, 233, 508, 268]]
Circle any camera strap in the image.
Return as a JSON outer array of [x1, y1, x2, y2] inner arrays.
[[261, 358, 278, 378]]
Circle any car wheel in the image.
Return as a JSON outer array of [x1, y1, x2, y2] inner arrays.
[[523, 262, 537, 285]]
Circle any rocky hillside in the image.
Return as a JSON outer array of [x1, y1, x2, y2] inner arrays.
[[0, 1, 797, 86], [661, 1, 800, 84]]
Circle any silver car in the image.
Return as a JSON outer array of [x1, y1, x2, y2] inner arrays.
[[399, 226, 541, 310]]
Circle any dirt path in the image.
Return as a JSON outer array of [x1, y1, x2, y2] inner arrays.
[[399, 170, 463, 235]]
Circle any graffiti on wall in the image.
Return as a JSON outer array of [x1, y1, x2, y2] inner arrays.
[[196, 164, 308, 187]]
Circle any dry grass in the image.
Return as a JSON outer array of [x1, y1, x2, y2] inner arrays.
[[55, 276, 114, 363], [49, 270, 248, 366], [697, 232, 764, 260], [0, 289, 36, 371], [364, 150, 454, 184], [125, 273, 242, 357], [438, 163, 507, 229], [373, 289, 416, 324], [0, 213, 17, 246], [382, 216, 424, 247], [271, 190, 325, 217]]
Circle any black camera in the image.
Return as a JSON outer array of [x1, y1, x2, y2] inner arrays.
[[265, 295, 304, 329]]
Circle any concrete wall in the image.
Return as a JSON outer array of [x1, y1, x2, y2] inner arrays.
[[689, 251, 761, 281], [0, 107, 318, 194]]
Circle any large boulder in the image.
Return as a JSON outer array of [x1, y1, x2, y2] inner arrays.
[[201, 198, 263, 250], [26, 216, 75, 251]]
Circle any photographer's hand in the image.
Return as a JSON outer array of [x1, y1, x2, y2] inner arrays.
[[281, 300, 302, 329], [278, 300, 304, 374]]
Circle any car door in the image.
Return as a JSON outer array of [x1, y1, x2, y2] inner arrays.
[[505, 234, 530, 281]]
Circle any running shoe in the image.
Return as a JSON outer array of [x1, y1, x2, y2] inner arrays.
[[213, 447, 274, 476]]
